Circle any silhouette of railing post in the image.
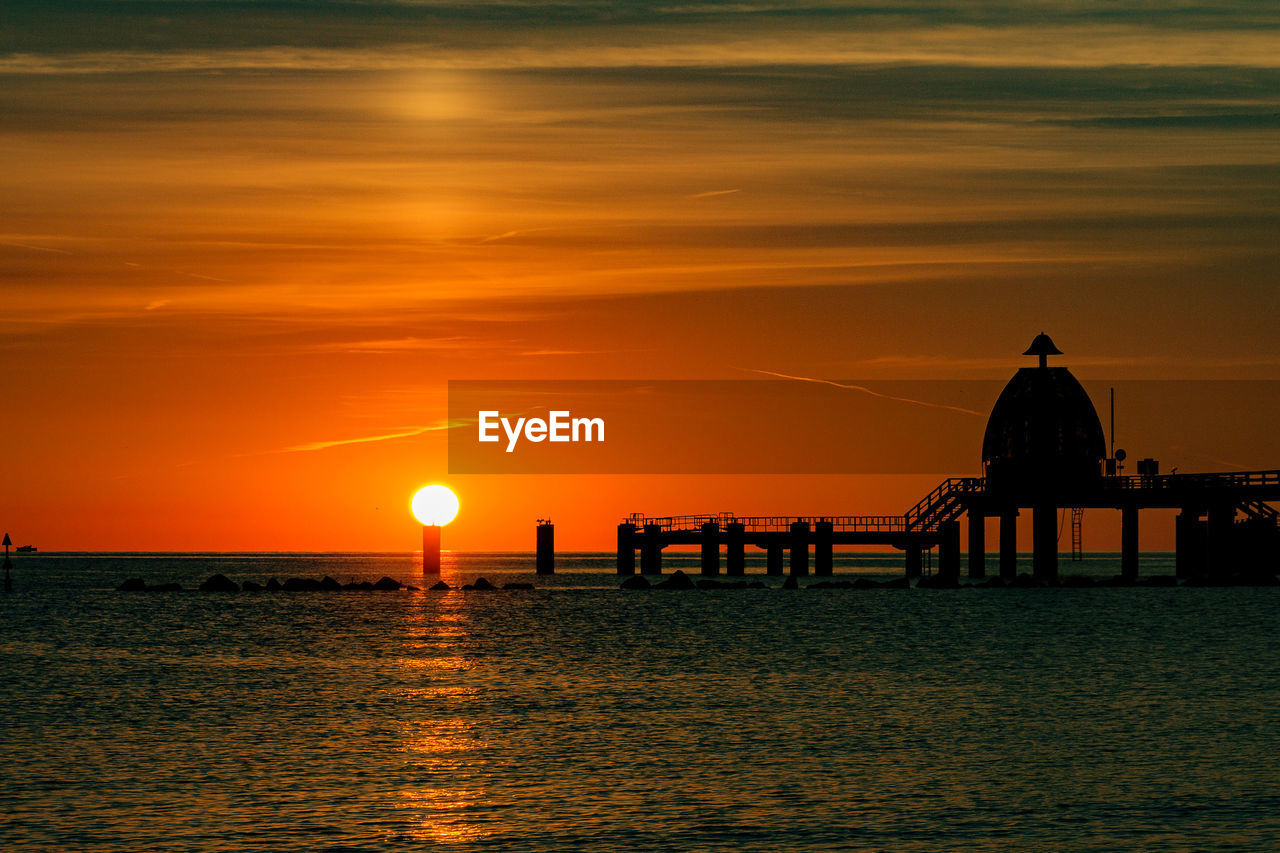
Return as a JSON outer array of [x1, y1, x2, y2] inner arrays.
[[814, 521, 833, 576], [700, 522, 720, 576], [725, 523, 745, 575], [616, 523, 636, 575], [999, 510, 1018, 581], [967, 510, 986, 579], [789, 520, 810, 576], [1121, 504, 1139, 582]]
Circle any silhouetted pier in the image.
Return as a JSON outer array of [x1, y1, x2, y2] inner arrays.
[[619, 336, 1280, 584]]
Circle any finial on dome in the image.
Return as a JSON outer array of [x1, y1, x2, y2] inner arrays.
[[1023, 332, 1062, 368]]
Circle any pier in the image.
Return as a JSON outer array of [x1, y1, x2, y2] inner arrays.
[[618, 335, 1280, 584]]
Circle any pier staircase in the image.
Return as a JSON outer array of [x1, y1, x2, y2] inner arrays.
[[904, 477, 985, 533]]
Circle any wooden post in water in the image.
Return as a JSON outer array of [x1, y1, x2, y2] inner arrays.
[[422, 525, 441, 574], [641, 525, 663, 575], [813, 521, 834, 577], [616, 523, 636, 575], [1032, 505, 1057, 583], [725, 523, 745, 576], [967, 511, 986, 579], [1121, 504, 1139, 582], [766, 543, 784, 576], [789, 520, 810, 577], [999, 510, 1018, 581], [700, 522, 720, 576], [536, 520, 555, 575]]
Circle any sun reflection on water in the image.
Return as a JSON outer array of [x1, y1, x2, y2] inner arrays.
[[394, 588, 489, 844]]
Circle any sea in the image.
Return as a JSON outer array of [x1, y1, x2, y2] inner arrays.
[[3, 552, 1280, 852]]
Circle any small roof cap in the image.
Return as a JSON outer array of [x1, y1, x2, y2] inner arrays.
[[1023, 332, 1063, 357]]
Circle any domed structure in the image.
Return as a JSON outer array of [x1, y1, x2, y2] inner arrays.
[[982, 334, 1106, 496]]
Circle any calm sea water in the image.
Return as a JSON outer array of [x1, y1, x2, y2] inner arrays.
[[3, 552, 1280, 852]]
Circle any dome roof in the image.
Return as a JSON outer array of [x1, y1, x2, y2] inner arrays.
[[982, 337, 1106, 494], [1023, 332, 1062, 358]]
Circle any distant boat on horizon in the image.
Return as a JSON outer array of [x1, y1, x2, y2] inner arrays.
[[15, 545, 36, 553]]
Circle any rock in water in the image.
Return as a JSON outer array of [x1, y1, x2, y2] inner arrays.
[[372, 576, 401, 591], [655, 570, 695, 590], [117, 578, 147, 592], [283, 577, 323, 591], [265, 577, 282, 591], [319, 575, 341, 591], [471, 577, 497, 591], [241, 580, 263, 592], [620, 576, 651, 590], [429, 580, 452, 591], [781, 576, 799, 590], [199, 573, 239, 593]]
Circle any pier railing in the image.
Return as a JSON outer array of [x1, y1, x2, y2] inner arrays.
[[625, 469, 1280, 538], [1103, 469, 1280, 492], [623, 514, 909, 533]]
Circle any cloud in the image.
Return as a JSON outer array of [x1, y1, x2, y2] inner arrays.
[[6, 26, 1280, 75], [311, 336, 483, 354], [278, 422, 459, 453], [741, 368, 985, 416]]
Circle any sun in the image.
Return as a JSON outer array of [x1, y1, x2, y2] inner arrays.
[[411, 484, 459, 527]]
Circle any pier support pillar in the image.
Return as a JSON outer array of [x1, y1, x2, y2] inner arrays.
[[1175, 508, 1201, 580], [789, 521, 810, 577], [905, 544, 922, 579], [536, 521, 555, 575], [641, 524, 663, 575], [1121, 504, 1139, 583], [766, 543, 784, 576], [726, 523, 745, 576], [616, 523, 636, 575], [1032, 504, 1057, 583], [1207, 504, 1235, 579], [700, 522, 720, 576], [814, 521, 834, 577], [967, 511, 986, 579], [939, 521, 961, 581], [999, 510, 1018, 581]]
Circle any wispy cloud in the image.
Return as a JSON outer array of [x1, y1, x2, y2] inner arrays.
[[6, 26, 1280, 75], [741, 368, 985, 416], [278, 421, 460, 453], [311, 336, 481, 354]]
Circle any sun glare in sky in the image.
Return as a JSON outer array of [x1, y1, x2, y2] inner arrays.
[[411, 485, 460, 527]]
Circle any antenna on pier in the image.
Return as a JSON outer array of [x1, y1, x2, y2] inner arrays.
[[1109, 387, 1115, 460]]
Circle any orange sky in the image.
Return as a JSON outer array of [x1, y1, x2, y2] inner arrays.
[[3, 1, 1280, 551]]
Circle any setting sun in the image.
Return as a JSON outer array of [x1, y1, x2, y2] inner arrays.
[[411, 485, 460, 527]]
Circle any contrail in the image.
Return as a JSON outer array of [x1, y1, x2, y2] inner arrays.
[[280, 421, 465, 453], [741, 368, 984, 417]]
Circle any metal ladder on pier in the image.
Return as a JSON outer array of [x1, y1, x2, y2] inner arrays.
[[1070, 508, 1085, 561]]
